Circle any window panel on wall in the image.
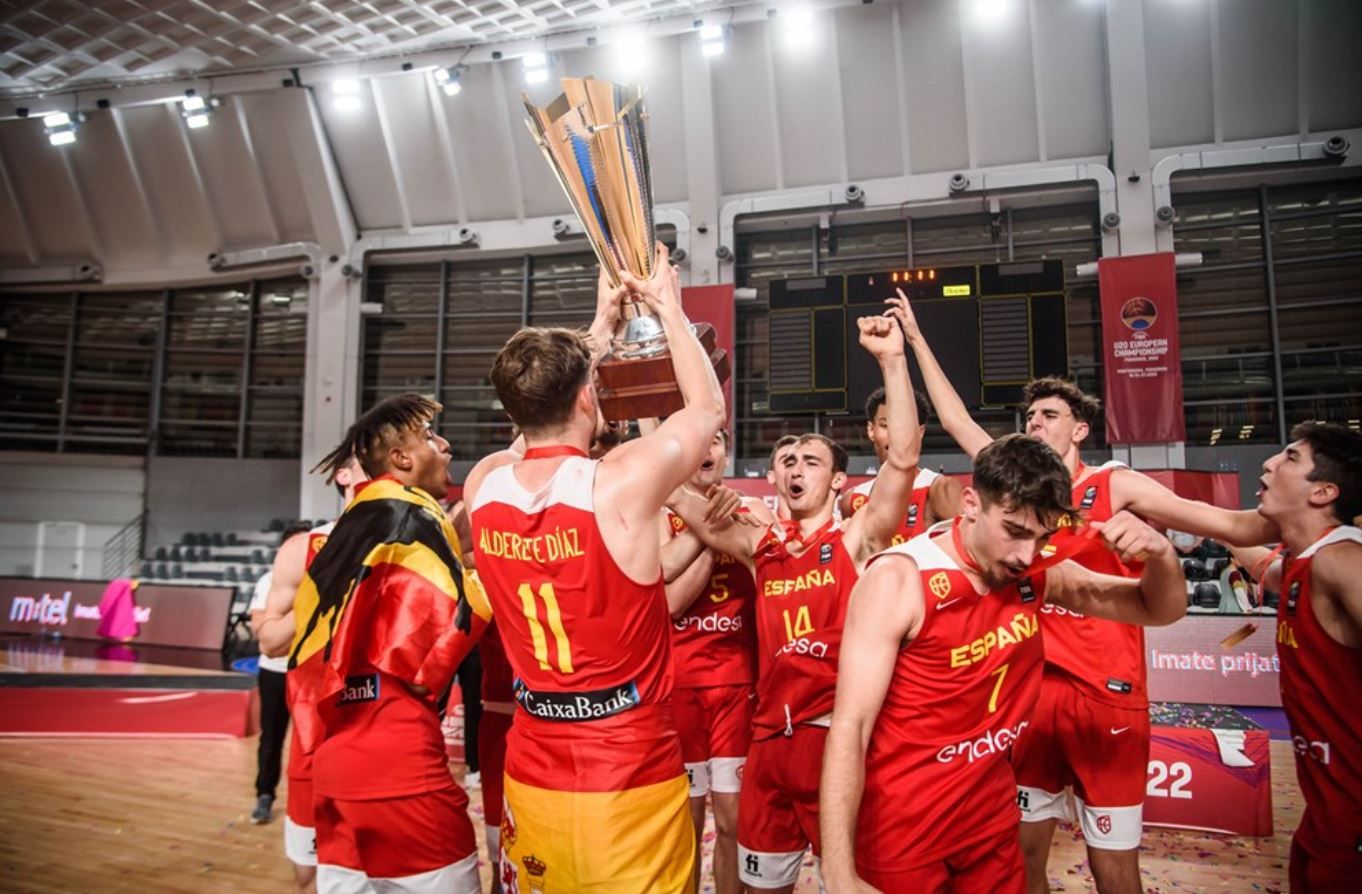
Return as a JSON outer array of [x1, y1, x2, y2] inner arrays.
[[66, 292, 160, 452], [0, 294, 70, 448], [246, 279, 308, 458], [160, 286, 247, 456], [362, 264, 441, 402]]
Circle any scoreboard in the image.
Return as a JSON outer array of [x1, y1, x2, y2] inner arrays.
[[766, 260, 1068, 415]]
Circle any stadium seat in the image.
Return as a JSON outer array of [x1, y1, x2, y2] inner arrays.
[[1192, 582, 1223, 609]]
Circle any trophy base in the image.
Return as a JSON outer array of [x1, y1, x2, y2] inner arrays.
[[596, 323, 731, 422]]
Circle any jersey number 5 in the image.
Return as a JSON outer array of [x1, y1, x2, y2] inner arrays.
[[518, 582, 574, 673]]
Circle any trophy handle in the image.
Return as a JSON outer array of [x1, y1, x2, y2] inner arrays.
[[612, 295, 669, 359]]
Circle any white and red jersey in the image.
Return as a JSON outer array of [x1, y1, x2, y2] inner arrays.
[[1040, 462, 1148, 707], [665, 510, 757, 689], [857, 527, 1048, 871], [470, 454, 681, 793], [751, 520, 859, 740], [287, 520, 336, 783], [845, 468, 941, 546], [1278, 526, 1362, 866]]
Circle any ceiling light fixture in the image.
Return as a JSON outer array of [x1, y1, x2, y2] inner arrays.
[[43, 111, 80, 146], [433, 66, 463, 96], [332, 79, 362, 111], [523, 52, 549, 86], [700, 24, 726, 57]]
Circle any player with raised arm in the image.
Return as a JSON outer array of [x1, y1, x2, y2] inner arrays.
[[820, 434, 1186, 893], [840, 386, 962, 541], [668, 312, 918, 893], [893, 289, 1276, 893], [660, 429, 772, 894], [1250, 421, 1362, 892], [464, 244, 726, 893]]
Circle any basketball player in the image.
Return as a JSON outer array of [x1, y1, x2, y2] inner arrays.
[[248, 521, 313, 826], [840, 386, 962, 540], [767, 435, 800, 519], [661, 429, 770, 894], [893, 290, 1276, 893], [1248, 421, 1362, 893], [291, 395, 491, 894], [477, 618, 515, 894], [256, 459, 367, 894], [464, 244, 725, 892], [820, 434, 1187, 892], [668, 312, 919, 893]]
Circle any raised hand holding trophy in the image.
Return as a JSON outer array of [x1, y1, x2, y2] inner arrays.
[[524, 77, 730, 421]]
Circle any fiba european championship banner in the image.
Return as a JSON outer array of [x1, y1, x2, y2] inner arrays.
[[1098, 252, 1185, 444]]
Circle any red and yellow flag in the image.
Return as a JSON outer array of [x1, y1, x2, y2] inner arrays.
[[288, 475, 491, 753]]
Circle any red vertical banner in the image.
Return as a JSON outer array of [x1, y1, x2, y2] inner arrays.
[[1098, 253, 1185, 444], [681, 284, 737, 438]]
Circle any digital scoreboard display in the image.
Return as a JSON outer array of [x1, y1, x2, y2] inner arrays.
[[765, 260, 1067, 415], [845, 266, 978, 306]]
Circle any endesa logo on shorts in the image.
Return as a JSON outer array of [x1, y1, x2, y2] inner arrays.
[[673, 613, 744, 634], [338, 674, 379, 705], [936, 720, 1028, 764]]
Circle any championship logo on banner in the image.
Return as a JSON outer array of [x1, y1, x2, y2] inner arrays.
[[1097, 253, 1185, 443]]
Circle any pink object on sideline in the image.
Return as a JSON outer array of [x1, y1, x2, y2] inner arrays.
[[96, 578, 140, 640]]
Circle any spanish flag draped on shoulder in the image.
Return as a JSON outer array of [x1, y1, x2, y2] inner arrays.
[[288, 474, 491, 753]]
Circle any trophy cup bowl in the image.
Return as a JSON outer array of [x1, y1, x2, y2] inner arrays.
[[524, 77, 729, 420]]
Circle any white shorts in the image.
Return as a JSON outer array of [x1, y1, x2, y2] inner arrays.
[[1017, 786, 1143, 851], [284, 816, 318, 867], [317, 851, 480, 894], [685, 756, 746, 798]]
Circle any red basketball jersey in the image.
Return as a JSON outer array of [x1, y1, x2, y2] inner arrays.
[[1040, 462, 1148, 707], [845, 467, 941, 545], [751, 520, 859, 739], [858, 528, 1048, 871], [480, 617, 516, 706], [665, 510, 757, 689], [470, 455, 681, 792], [286, 520, 336, 783], [1278, 526, 1362, 866]]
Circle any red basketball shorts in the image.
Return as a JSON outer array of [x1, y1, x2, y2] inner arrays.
[[858, 825, 1025, 894], [315, 786, 479, 890], [1012, 672, 1149, 850], [737, 724, 828, 889], [673, 683, 754, 798]]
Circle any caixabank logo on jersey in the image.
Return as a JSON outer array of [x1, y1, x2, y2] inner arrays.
[[338, 674, 379, 705]]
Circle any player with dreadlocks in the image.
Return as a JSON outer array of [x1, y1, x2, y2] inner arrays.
[[287, 393, 493, 894]]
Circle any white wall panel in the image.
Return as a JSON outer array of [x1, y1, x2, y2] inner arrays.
[[66, 114, 161, 267], [837, 4, 905, 182], [375, 74, 462, 228], [1034, 0, 1109, 160], [773, 16, 848, 188], [241, 92, 316, 243], [1220, 0, 1299, 141], [900, 0, 971, 174], [186, 95, 285, 248], [961, 0, 1041, 167], [1305, 0, 1362, 132], [316, 81, 406, 232], [0, 123, 92, 261], [445, 62, 522, 222], [1144, 0, 1216, 148], [120, 105, 220, 264], [506, 61, 574, 219], [711, 22, 781, 194]]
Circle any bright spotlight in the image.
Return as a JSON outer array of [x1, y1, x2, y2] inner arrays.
[[433, 66, 463, 96], [523, 52, 550, 85], [970, 0, 1016, 27], [333, 79, 362, 111], [615, 30, 650, 74], [781, 7, 815, 46], [700, 24, 726, 57], [43, 111, 79, 146]]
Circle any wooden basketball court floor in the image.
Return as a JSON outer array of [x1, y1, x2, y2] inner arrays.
[[0, 733, 1297, 893]]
